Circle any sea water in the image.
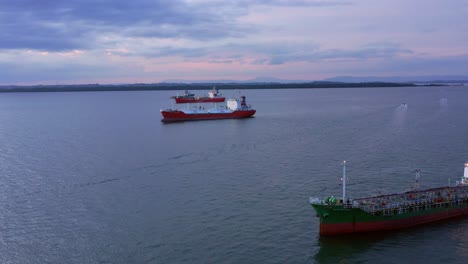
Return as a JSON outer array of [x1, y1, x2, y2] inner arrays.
[[0, 86, 467, 263]]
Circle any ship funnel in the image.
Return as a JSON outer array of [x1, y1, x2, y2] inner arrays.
[[240, 96, 247, 107]]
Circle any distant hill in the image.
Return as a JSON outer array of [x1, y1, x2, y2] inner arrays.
[[2, 75, 464, 92], [3, 75, 467, 88], [323, 75, 468, 83], [162, 76, 305, 84], [163, 75, 468, 84]]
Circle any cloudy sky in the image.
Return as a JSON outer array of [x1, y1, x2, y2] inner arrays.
[[1, 0, 467, 84]]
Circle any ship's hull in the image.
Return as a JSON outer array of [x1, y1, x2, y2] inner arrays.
[[161, 109, 256, 122], [312, 202, 468, 236], [174, 97, 225, 103]]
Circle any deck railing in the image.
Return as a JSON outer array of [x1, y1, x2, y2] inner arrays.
[[311, 186, 468, 216]]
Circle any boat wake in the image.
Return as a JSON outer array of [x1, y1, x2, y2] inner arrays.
[[391, 104, 408, 128], [439, 97, 448, 107], [78, 177, 120, 187], [397, 103, 408, 110], [168, 153, 194, 160]]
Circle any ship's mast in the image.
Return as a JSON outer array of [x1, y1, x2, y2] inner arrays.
[[342, 160, 346, 203], [415, 169, 420, 190]]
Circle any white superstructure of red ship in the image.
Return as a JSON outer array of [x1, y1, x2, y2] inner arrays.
[[161, 95, 255, 123], [171, 87, 225, 103]]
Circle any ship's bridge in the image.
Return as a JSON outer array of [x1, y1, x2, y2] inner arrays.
[[227, 96, 251, 111]]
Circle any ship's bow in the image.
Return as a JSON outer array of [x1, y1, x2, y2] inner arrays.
[[310, 197, 357, 235]]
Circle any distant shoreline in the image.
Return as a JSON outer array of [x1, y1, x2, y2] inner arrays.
[[0, 82, 448, 93]]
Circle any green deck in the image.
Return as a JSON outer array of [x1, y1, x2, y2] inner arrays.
[[311, 202, 468, 224]]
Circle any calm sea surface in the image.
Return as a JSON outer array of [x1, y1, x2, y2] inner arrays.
[[0, 86, 467, 263]]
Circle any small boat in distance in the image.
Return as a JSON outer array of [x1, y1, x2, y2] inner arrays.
[[310, 161, 468, 236], [161, 95, 255, 122], [171, 87, 225, 103]]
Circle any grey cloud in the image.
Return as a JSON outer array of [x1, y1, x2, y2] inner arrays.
[[265, 43, 414, 64], [313, 46, 413, 60], [125, 22, 256, 40], [0, 0, 249, 51], [188, 42, 410, 65], [0, 55, 145, 83], [376, 54, 468, 74], [331, 54, 468, 77], [136, 47, 210, 58], [252, 58, 271, 65], [103, 38, 410, 65], [208, 59, 234, 64], [1, 0, 196, 27], [0, 0, 351, 52], [234, 0, 351, 7]]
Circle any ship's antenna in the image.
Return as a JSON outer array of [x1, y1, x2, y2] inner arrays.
[[414, 169, 420, 190], [342, 160, 346, 203]]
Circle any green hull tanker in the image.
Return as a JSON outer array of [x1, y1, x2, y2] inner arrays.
[[310, 162, 468, 236]]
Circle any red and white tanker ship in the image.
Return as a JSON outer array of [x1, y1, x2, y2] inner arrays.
[[161, 95, 255, 123]]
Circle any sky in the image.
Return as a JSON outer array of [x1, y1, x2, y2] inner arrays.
[[1, 0, 468, 85]]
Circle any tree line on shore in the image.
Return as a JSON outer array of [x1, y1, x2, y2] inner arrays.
[[0, 82, 441, 93]]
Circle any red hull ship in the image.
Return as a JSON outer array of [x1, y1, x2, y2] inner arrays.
[[310, 162, 468, 236], [161, 109, 256, 122], [172, 88, 225, 104], [161, 96, 255, 123]]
